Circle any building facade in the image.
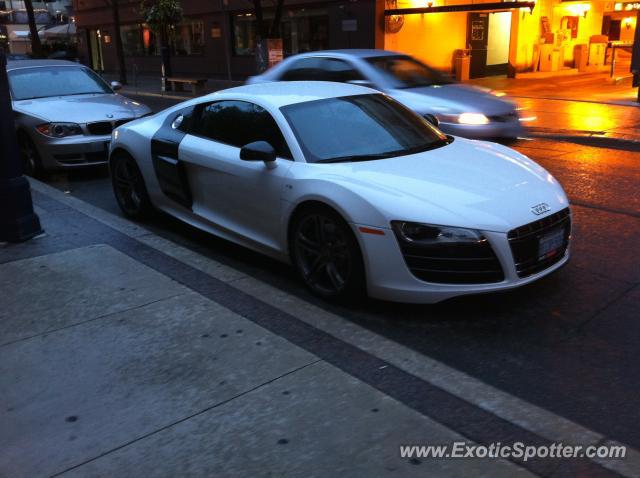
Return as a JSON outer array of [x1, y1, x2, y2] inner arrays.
[[1, 0, 74, 54], [73, 0, 637, 80], [73, 0, 383, 79]]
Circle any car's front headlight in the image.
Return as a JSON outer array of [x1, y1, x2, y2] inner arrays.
[[392, 221, 485, 245], [36, 123, 83, 138], [438, 113, 490, 126]]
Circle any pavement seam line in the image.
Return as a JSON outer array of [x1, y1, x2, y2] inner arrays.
[[27, 178, 640, 478], [0, 291, 188, 349], [50, 358, 324, 478]]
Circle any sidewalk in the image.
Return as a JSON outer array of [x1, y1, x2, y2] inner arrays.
[[0, 181, 528, 477], [2, 181, 638, 477], [470, 72, 639, 107], [101, 72, 242, 101]]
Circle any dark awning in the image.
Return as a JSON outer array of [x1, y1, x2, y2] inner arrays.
[[385, 1, 535, 15]]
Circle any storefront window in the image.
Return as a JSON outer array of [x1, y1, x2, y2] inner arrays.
[[232, 8, 328, 57], [120, 20, 204, 57]]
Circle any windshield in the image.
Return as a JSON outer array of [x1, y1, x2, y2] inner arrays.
[[281, 94, 449, 164], [8, 66, 113, 100], [366, 55, 454, 89]]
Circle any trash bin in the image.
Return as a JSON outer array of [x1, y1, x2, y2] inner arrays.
[[454, 49, 470, 81]]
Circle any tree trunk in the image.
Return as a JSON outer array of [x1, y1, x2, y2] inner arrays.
[[23, 0, 43, 58], [110, 0, 127, 84], [269, 0, 285, 38]]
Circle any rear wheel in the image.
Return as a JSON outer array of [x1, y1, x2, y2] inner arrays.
[[17, 132, 44, 177], [111, 152, 153, 220], [291, 207, 365, 302]]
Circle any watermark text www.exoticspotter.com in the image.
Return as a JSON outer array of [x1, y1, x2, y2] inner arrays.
[[400, 442, 626, 462]]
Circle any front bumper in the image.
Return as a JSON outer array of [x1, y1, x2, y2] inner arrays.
[[33, 133, 111, 170], [355, 224, 569, 304], [438, 119, 525, 140]]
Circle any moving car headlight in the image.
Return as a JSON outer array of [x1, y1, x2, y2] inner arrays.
[[36, 123, 83, 138], [392, 221, 485, 245], [436, 113, 490, 126], [457, 113, 490, 125]]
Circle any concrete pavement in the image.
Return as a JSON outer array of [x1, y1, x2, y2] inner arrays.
[[1, 178, 639, 477]]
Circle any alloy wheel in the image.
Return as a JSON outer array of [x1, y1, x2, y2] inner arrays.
[[294, 213, 353, 296], [113, 156, 145, 216]]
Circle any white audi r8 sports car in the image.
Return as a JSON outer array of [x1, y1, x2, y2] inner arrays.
[[108, 81, 571, 304]]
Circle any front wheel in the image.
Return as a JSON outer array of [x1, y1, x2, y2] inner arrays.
[[110, 152, 153, 220], [291, 207, 365, 302], [17, 133, 44, 177]]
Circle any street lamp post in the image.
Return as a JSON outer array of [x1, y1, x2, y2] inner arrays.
[[0, 49, 42, 242]]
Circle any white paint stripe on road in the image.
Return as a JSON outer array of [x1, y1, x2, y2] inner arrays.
[[29, 178, 640, 478]]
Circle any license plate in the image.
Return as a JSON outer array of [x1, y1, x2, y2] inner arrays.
[[538, 228, 565, 260]]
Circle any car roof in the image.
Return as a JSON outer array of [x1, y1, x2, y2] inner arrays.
[[209, 81, 378, 108], [6, 59, 81, 71], [294, 49, 405, 59]]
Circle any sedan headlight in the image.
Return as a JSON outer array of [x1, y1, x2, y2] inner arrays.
[[36, 123, 83, 138], [438, 113, 490, 126], [392, 221, 485, 245]]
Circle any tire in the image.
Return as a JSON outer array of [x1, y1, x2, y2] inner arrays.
[[17, 132, 44, 177], [290, 206, 365, 302], [110, 152, 153, 220]]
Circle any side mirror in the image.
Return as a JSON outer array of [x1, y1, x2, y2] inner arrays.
[[110, 81, 123, 91], [424, 113, 440, 127], [240, 141, 276, 164]]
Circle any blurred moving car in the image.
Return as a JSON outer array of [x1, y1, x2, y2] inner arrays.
[[7, 59, 151, 175], [108, 81, 570, 304], [247, 50, 524, 140]]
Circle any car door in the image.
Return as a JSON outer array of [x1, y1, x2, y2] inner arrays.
[[178, 100, 295, 251]]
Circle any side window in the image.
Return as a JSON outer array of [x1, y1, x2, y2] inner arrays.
[[321, 58, 365, 83], [191, 100, 292, 159], [280, 57, 329, 81]]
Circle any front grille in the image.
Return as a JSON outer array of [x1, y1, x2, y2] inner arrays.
[[87, 118, 134, 135], [489, 112, 519, 123], [87, 121, 113, 135], [508, 208, 571, 278], [395, 239, 505, 284]]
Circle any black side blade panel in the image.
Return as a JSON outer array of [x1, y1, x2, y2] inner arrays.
[[150, 109, 193, 209]]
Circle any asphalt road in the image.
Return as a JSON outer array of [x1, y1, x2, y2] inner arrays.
[[43, 93, 640, 451]]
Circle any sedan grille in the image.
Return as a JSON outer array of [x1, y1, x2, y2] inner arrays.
[[395, 240, 504, 284], [87, 118, 134, 135], [508, 208, 571, 278]]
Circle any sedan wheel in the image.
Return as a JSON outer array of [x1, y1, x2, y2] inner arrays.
[[292, 208, 364, 301], [111, 153, 152, 220], [18, 133, 43, 177]]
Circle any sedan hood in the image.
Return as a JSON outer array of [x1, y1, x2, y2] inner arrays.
[[312, 139, 568, 232], [12, 93, 150, 123], [391, 84, 516, 116]]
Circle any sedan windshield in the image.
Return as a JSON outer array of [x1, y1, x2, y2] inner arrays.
[[366, 55, 453, 89], [281, 94, 449, 163], [9, 66, 112, 100]]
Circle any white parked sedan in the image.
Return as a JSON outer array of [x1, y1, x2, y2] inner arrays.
[[109, 81, 571, 304]]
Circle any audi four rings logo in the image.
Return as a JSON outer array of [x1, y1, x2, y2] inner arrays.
[[531, 203, 551, 215]]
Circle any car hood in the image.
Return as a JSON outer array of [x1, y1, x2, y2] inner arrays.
[[309, 139, 568, 232], [12, 93, 151, 123], [390, 84, 516, 116]]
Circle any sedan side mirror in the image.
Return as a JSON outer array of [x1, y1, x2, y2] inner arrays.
[[424, 114, 440, 128], [110, 81, 123, 91], [240, 141, 276, 165]]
